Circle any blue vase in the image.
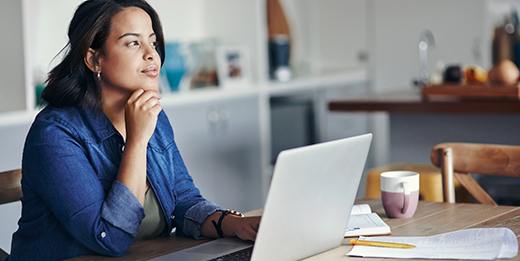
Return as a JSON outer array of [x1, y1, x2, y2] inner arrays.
[[162, 42, 185, 91]]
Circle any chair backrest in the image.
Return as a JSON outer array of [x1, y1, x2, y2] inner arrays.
[[0, 169, 22, 258], [431, 143, 520, 205], [0, 169, 22, 205]]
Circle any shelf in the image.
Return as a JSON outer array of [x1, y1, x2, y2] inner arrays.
[[0, 110, 38, 128], [262, 69, 367, 96], [0, 69, 368, 127], [160, 86, 259, 106], [159, 68, 368, 105]]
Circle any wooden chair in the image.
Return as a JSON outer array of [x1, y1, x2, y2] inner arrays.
[[431, 143, 520, 205], [0, 169, 22, 259]]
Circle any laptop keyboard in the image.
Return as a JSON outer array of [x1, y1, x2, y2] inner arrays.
[[206, 246, 253, 261]]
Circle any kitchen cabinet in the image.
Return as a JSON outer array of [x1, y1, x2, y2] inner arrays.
[[269, 81, 369, 161], [278, 0, 367, 75], [317, 83, 371, 197], [316, 83, 369, 143], [162, 94, 263, 212]]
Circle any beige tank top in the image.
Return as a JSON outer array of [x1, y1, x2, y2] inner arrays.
[[134, 188, 166, 241]]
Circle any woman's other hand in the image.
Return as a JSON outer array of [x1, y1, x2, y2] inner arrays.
[[201, 213, 261, 242], [226, 215, 261, 242], [124, 89, 162, 145]]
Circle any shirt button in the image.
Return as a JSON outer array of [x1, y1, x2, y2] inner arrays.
[[121, 145, 125, 152], [100, 231, 106, 238], [170, 215, 175, 220]]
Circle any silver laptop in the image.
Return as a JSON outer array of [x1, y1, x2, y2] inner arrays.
[[150, 133, 372, 261]]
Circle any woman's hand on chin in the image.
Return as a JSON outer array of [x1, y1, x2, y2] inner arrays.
[[124, 89, 162, 146]]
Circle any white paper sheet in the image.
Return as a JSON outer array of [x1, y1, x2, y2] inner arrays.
[[347, 228, 518, 260], [350, 204, 372, 215]]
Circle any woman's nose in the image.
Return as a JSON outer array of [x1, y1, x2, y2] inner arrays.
[[144, 44, 157, 60]]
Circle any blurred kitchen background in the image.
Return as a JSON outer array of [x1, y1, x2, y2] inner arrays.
[[2, 0, 520, 253]]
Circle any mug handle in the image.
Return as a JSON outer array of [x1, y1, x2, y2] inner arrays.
[[401, 181, 411, 214]]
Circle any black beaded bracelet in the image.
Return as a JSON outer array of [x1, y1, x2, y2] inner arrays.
[[211, 209, 244, 238]]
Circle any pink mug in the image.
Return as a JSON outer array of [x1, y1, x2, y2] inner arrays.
[[380, 171, 419, 218]]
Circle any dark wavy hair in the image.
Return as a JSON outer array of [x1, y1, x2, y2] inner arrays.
[[40, 0, 165, 110]]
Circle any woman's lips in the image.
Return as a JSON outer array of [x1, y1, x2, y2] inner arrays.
[[142, 64, 159, 77]]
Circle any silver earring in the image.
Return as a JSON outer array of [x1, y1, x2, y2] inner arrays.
[[96, 71, 101, 82]]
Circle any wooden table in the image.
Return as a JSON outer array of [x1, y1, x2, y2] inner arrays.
[[328, 90, 520, 114], [306, 198, 520, 261], [69, 198, 520, 261]]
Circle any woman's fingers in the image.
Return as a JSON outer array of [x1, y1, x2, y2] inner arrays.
[[127, 90, 162, 115], [127, 89, 161, 109], [235, 216, 261, 242], [124, 89, 162, 144]]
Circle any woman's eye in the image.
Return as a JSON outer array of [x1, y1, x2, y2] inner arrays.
[[150, 41, 158, 48], [128, 41, 139, 46]]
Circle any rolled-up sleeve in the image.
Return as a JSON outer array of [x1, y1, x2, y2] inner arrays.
[[182, 201, 225, 239], [102, 180, 145, 235]]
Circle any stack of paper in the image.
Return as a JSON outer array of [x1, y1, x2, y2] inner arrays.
[[345, 204, 391, 237], [347, 228, 518, 260]]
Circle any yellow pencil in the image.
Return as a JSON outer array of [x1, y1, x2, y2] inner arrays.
[[349, 239, 415, 249]]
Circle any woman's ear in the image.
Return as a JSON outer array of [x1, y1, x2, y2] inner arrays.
[[84, 48, 98, 73]]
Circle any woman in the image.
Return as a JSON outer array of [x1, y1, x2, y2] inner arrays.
[[3, 0, 260, 260]]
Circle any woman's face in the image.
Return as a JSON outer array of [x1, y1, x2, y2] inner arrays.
[[98, 7, 161, 94]]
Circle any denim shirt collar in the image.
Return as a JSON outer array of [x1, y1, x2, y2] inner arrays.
[[80, 107, 120, 145]]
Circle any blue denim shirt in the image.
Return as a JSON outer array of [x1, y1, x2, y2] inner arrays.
[[4, 106, 224, 261]]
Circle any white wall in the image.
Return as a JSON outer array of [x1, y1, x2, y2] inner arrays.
[[0, 0, 27, 113], [279, 0, 367, 75], [201, 0, 267, 83], [146, 0, 205, 41], [488, 0, 520, 26], [32, 0, 83, 74], [372, 0, 490, 93]]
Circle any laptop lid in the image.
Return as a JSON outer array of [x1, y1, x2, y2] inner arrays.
[[251, 133, 372, 261]]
